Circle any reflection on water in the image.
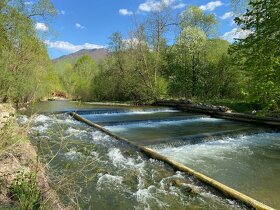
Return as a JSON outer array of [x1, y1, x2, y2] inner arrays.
[[24, 100, 177, 115], [24, 101, 279, 209]]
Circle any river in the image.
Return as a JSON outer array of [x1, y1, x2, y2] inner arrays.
[[20, 100, 280, 209]]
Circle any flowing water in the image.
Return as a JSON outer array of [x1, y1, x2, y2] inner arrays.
[[22, 101, 280, 209]]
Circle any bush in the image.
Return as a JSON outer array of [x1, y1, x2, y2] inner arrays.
[[10, 171, 42, 210]]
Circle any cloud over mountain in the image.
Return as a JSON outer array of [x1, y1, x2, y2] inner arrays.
[[45, 40, 104, 52]]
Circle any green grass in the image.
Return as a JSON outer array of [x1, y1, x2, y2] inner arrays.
[[10, 171, 42, 210], [0, 119, 47, 210]]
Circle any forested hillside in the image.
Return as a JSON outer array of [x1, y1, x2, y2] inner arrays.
[[52, 48, 108, 63]]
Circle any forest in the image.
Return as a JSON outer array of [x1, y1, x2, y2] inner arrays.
[[0, 0, 279, 113]]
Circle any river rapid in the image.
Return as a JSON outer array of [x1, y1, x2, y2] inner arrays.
[[19, 101, 280, 209]]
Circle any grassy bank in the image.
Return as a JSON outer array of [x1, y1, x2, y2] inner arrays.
[[0, 104, 62, 210]]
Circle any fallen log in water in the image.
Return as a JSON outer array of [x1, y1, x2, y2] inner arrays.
[[153, 100, 280, 128], [70, 112, 275, 210], [139, 147, 274, 210]]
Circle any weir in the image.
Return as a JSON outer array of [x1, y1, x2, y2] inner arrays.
[[135, 127, 267, 146], [25, 101, 280, 209], [70, 112, 275, 210], [154, 100, 280, 128]]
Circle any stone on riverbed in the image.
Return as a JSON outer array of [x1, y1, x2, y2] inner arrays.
[[170, 178, 197, 194]]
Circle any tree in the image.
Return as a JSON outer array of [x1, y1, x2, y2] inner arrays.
[[0, 0, 55, 106], [71, 55, 97, 101], [232, 0, 280, 111], [203, 39, 242, 99], [180, 6, 217, 37], [168, 27, 206, 98], [145, 6, 173, 88]]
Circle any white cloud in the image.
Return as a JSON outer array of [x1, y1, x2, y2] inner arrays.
[[58, 10, 66, 15], [45, 40, 104, 52], [122, 38, 140, 46], [75, 23, 86, 29], [220, 11, 234, 20], [35, 22, 48, 32], [222, 28, 252, 42], [24, 1, 33, 5], [199, 1, 223, 11], [173, 2, 186, 9], [138, 0, 185, 12], [119, 9, 133, 16], [139, 0, 163, 12]]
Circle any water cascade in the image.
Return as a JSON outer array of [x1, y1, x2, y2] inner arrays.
[[24, 101, 279, 209]]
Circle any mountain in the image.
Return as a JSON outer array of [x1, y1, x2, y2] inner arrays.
[[52, 48, 108, 63]]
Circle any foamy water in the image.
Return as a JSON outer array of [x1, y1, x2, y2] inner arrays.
[[155, 133, 280, 165], [82, 108, 179, 117], [104, 117, 223, 132], [154, 132, 280, 209], [28, 113, 246, 210]]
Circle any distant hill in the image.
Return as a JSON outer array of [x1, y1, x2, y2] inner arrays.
[[52, 48, 108, 63]]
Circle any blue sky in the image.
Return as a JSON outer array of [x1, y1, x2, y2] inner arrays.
[[34, 0, 245, 59]]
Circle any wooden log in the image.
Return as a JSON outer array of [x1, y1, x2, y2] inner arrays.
[[154, 101, 280, 128], [140, 146, 275, 210], [70, 112, 275, 210], [70, 112, 139, 149]]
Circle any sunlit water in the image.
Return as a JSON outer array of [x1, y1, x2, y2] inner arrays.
[[22, 101, 280, 209], [22, 113, 246, 210], [154, 133, 280, 209]]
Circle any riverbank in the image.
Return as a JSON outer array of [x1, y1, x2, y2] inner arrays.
[[0, 103, 63, 209], [153, 100, 280, 128]]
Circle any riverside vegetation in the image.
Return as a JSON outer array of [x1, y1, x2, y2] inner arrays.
[[0, 0, 279, 209], [0, 0, 279, 113]]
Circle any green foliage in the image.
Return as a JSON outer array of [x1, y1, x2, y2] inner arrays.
[[71, 55, 97, 100], [92, 30, 168, 102], [10, 171, 41, 210], [167, 27, 206, 98], [180, 6, 217, 37], [0, 0, 272, 113], [232, 0, 280, 111], [82, 5, 247, 104], [203, 39, 243, 99], [0, 119, 25, 155], [53, 55, 98, 101], [0, 0, 56, 106]]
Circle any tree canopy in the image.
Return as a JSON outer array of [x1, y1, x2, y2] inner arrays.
[[0, 0, 55, 106]]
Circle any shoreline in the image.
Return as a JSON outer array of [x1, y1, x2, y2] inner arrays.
[[0, 103, 64, 209], [153, 100, 280, 128]]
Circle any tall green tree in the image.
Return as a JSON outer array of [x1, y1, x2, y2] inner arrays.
[[180, 6, 217, 37], [168, 27, 207, 98], [203, 39, 242, 99], [232, 0, 280, 111], [71, 55, 97, 100], [0, 0, 56, 106]]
